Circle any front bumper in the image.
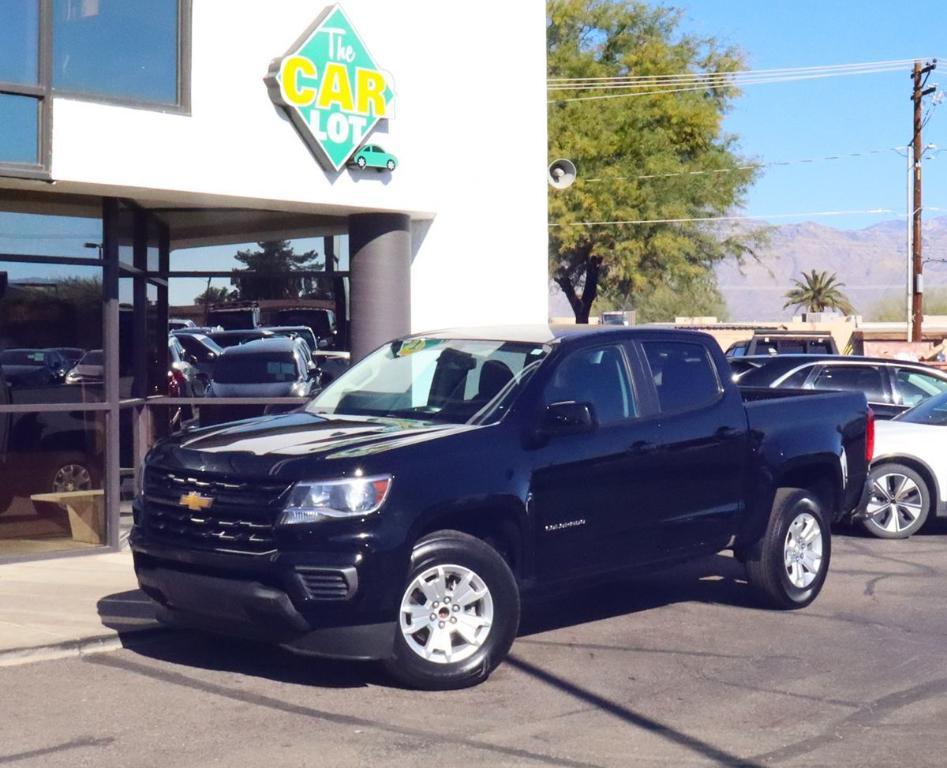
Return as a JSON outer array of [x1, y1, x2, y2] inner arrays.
[[130, 524, 403, 660]]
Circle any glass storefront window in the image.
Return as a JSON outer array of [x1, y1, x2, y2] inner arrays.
[[0, 211, 103, 258], [0, 262, 104, 403], [0, 0, 39, 85], [0, 95, 39, 165], [0, 410, 106, 557], [169, 237, 332, 276], [53, 0, 181, 105]]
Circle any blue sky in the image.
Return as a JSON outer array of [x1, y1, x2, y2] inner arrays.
[[668, 0, 947, 229]]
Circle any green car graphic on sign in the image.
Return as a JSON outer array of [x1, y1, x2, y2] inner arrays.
[[348, 144, 398, 171]]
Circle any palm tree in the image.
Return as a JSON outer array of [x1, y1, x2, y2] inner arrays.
[[194, 285, 235, 305], [784, 270, 855, 315]]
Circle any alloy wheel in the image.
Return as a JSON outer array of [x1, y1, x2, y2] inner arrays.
[[866, 472, 924, 534], [52, 464, 93, 493], [399, 563, 494, 664], [784, 512, 823, 589]]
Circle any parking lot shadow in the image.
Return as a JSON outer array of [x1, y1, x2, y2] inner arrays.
[[95, 591, 379, 689], [520, 552, 755, 637], [96, 552, 755, 690]]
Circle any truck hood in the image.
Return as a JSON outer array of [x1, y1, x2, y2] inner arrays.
[[149, 411, 478, 477]]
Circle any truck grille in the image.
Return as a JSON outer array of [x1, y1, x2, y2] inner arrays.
[[142, 467, 291, 554]]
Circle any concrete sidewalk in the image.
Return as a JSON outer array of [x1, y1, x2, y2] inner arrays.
[[0, 549, 160, 667]]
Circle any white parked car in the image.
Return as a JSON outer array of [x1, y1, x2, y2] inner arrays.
[[864, 391, 947, 538]]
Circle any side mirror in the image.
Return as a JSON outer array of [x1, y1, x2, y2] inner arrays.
[[538, 401, 597, 438]]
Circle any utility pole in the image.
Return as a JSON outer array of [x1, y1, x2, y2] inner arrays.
[[911, 60, 937, 341]]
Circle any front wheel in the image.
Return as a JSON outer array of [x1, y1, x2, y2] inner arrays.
[[745, 487, 830, 609], [384, 530, 519, 690], [861, 463, 930, 539]]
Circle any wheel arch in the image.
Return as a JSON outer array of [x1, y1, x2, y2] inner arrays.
[[411, 499, 528, 578], [775, 460, 841, 521]]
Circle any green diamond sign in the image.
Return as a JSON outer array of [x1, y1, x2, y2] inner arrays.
[[265, 5, 396, 172]]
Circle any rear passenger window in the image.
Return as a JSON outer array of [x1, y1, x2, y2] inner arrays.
[[780, 366, 813, 388], [544, 345, 635, 424], [811, 365, 885, 401], [642, 341, 721, 412]]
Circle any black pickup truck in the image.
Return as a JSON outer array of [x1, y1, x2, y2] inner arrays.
[[131, 327, 873, 689]]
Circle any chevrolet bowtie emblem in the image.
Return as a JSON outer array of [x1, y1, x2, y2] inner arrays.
[[179, 491, 214, 512]]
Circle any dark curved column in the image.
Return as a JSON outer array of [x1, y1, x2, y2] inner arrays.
[[348, 213, 411, 362]]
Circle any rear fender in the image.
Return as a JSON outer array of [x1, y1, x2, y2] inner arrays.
[[738, 453, 844, 550]]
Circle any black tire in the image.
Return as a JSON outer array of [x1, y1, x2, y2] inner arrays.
[[860, 462, 931, 539], [384, 530, 519, 690], [356, 156, 366, 168], [386, 159, 396, 171], [745, 487, 831, 610]]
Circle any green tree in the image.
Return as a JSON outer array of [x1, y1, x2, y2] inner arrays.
[[548, 1, 761, 323], [783, 269, 855, 315], [231, 240, 322, 300], [869, 289, 947, 321], [596, 273, 729, 323]]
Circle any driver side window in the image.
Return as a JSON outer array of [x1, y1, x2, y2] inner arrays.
[[543, 345, 635, 425]]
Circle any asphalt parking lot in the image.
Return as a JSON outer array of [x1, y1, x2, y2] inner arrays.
[[4, 528, 947, 768]]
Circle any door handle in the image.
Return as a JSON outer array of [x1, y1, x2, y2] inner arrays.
[[629, 440, 657, 455], [715, 426, 741, 439]]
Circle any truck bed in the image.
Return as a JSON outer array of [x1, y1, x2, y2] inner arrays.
[[739, 385, 870, 521]]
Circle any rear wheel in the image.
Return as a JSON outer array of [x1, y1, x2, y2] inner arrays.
[[746, 487, 830, 609], [384, 530, 519, 690], [861, 462, 930, 539]]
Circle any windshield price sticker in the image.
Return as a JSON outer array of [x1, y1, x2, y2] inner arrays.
[[266, 4, 395, 171]]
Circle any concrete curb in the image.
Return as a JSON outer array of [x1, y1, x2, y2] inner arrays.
[[0, 625, 165, 669]]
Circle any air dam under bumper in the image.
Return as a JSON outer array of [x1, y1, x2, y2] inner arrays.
[[137, 567, 395, 661]]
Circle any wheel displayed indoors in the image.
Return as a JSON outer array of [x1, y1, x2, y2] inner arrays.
[[384, 530, 519, 690], [47, 457, 96, 494], [745, 487, 831, 609], [861, 463, 931, 539]]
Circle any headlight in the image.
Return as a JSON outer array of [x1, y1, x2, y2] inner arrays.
[[278, 474, 393, 524], [65, 371, 80, 383]]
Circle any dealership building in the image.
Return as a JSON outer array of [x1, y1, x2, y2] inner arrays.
[[0, 1, 548, 559]]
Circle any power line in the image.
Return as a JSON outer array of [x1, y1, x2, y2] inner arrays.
[[548, 67, 911, 92], [548, 58, 923, 85], [550, 208, 909, 227], [549, 59, 932, 103], [581, 146, 910, 183]]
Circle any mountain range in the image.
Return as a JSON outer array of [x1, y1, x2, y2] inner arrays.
[[549, 216, 947, 321]]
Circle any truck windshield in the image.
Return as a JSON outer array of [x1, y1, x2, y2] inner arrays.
[[308, 338, 549, 424], [214, 354, 299, 384]]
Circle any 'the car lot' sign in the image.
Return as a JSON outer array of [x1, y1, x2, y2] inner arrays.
[[266, 5, 395, 172]]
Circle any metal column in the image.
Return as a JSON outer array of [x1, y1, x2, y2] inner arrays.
[[347, 213, 412, 363]]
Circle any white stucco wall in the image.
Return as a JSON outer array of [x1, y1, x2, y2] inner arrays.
[[46, 1, 549, 331]]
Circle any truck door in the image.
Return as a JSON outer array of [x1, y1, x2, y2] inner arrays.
[[626, 338, 750, 558], [528, 342, 652, 579]]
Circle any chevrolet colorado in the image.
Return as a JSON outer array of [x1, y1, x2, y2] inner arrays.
[[131, 326, 872, 689]]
